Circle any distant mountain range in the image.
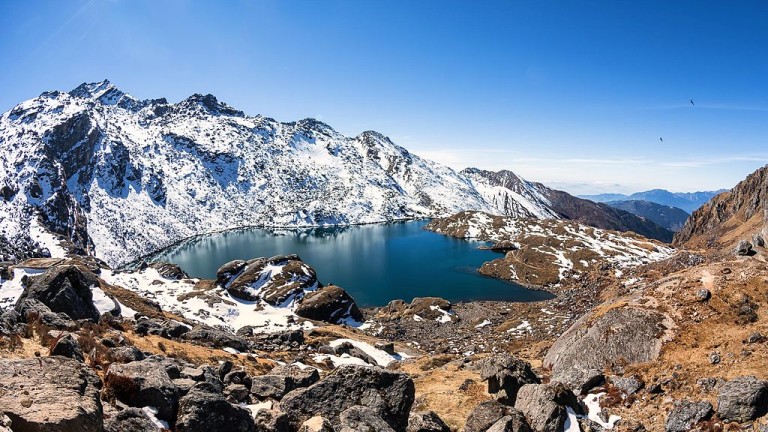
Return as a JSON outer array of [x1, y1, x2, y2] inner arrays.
[[0, 80, 675, 266], [578, 189, 727, 214], [606, 200, 690, 232]]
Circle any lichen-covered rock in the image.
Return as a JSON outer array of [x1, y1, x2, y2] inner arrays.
[[464, 400, 515, 432], [103, 407, 158, 432], [487, 413, 532, 432], [716, 376, 768, 422], [295, 284, 363, 323], [0, 357, 103, 432], [299, 416, 334, 432], [665, 400, 712, 432], [544, 306, 671, 393], [514, 383, 584, 432], [339, 405, 395, 432], [182, 324, 249, 351], [280, 365, 415, 431]]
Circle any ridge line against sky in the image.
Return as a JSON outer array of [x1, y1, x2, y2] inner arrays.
[[1, 0, 766, 195]]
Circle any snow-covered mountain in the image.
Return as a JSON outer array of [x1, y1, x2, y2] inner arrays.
[[0, 81, 504, 266], [0, 80, 666, 267]]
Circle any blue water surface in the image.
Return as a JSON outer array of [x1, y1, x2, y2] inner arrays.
[[151, 220, 554, 307]]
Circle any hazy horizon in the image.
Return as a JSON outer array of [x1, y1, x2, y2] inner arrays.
[[1, 0, 766, 194]]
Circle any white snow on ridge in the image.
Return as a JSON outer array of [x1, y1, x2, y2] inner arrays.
[[99, 268, 314, 333], [0, 81, 570, 267], [28, 218, 66, 258]]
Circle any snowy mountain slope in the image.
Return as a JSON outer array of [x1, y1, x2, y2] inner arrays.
[[461, 168, 560, 219], [0, 81, 501, 266], [463, 168, 675, 242]]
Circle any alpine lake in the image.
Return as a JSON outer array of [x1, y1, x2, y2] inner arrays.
[[151, 220, 554, 307]]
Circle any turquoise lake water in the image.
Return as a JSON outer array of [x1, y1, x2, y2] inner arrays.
[[151, 220, 554, 307]]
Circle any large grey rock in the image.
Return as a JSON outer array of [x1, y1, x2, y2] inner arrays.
[[464, 400, 515, 432], [50, 333, 84, 362], [514, 383, 584, 432], [148, 262, 189, 280], [280, 365, 415, 431], [407, 410, 450, 432], [176, 387, 256, 432], [105, 359, 180, 421], [14, 265, 102, 321], [107, 346, 146, 363], [16, 298, 77, 329], [0, 357, 103, 432], [339, 405, 396, 432], [480, 355, 541, 404], [295, 284, 364, 323], [544, 307, 670, 392], [665, 400, 712, 432], [253, 409, 289, 432], [252, 364, 320, 400], [716, 376, 768, 422], [182, 324, 249, 351], [103, 407, 158, 432]]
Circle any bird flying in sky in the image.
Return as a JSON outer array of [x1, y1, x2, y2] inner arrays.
[[690, 99, 694, 106], [660, 137, 663, 142]]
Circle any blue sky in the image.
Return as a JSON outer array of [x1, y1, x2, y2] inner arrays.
[[1, 0, 766, 194]]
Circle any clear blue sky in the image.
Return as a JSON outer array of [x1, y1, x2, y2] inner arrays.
[[1, 0, 767, 194]]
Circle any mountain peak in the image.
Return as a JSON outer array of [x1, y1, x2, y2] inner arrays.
[[179, 93, 244, 117]]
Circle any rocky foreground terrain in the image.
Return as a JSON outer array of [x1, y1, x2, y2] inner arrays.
[[1, 165, 768, 432]]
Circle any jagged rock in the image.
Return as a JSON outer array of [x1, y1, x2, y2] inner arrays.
[[479, 355, 541, 404], [148, 262, 189, 280], [736, 240, 753, 256], [665, 400, 713, 432], [253, 409, 290, 432], [487, 413, 533, 432], [332, 341, 378, 364], [407, 411, 450, 432], [716, 376, 768, 422], [295, 284, 363, 323], [173, 378, 197, 395], [218, 360, 234, 379], [104, 359, 180, 421], [15, 265, 101, 321], [182, 325, 249, 351], [544, 307, 670, 392], [299, 416, 334, 432], [224, 383, 250, 403], [376, 341, 397, 355], [103, 407, 159, 432], [0, 308, 21, 335], [0, 357, 103, 432], [610, 375, 644, 396], [224, 369, 252, 388], [107, 346, 146, 363], [251, 364, 319, 399], [280, 365, 415, 431], [16, 298, 77, 329], [514, 382, 584, 432], [134, 317, 190, 338], [464, 400, 516, 432], [226, 256, 317, 304], [50, 333, 85, 362], [176, 387, 256, 432], [216, 259, 247, 286], [339, 405, 395, 432]]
